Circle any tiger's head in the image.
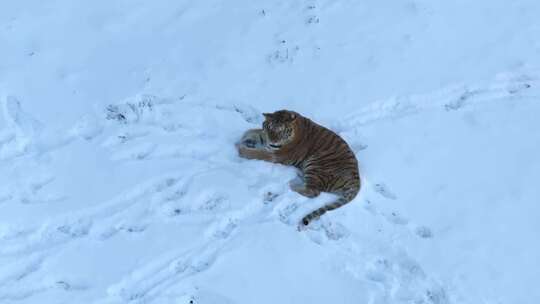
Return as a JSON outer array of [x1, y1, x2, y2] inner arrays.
[[262, 110, 299, 149]]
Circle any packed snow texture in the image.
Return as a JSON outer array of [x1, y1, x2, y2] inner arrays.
[[1, 1, 540, 303]]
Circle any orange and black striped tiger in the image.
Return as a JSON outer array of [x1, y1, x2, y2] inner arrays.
[[236, 110, 361, 226]]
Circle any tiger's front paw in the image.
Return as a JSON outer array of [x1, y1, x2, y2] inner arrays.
[[236, 144, 255, 159]]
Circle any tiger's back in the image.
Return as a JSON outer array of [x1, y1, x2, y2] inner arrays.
[[276, 116, 360, 197]]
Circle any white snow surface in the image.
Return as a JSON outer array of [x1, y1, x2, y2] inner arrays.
[[1, 1, 540, 303]]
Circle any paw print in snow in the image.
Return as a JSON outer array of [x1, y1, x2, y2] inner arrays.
[[374, 183, 397, 200]]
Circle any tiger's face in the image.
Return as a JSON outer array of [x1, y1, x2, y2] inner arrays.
[[262, 110, 298, 149]]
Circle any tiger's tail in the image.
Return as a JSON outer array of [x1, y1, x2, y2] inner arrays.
[[301, 195, 351, 226]]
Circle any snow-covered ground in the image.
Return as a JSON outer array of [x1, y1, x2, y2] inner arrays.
[[1, 1, 540, 303]]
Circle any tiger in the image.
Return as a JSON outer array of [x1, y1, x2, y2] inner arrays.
[[236, 110, 360, 226]]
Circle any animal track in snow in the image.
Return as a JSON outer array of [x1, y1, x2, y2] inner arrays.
[[267, 38, 301, 65], [320, 220, 350, 241], [382, 211, 409, 226], [0, 96, 43, 160], [263, 191, 279, 204], [215, 103, 262, 125], [414, 226, 433, 239], [277, 201, 301, 225], [343, 74, 539, 130], [106, 227, 236, 303], [373, 183, 397, 200], [68, 114, 103, 141], [362, 197, 433, 240], [105, 95, 157, 124], [444, 89, 480, 111]]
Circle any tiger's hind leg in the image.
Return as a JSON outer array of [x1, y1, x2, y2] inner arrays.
[[289, 176, 320, 198]]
